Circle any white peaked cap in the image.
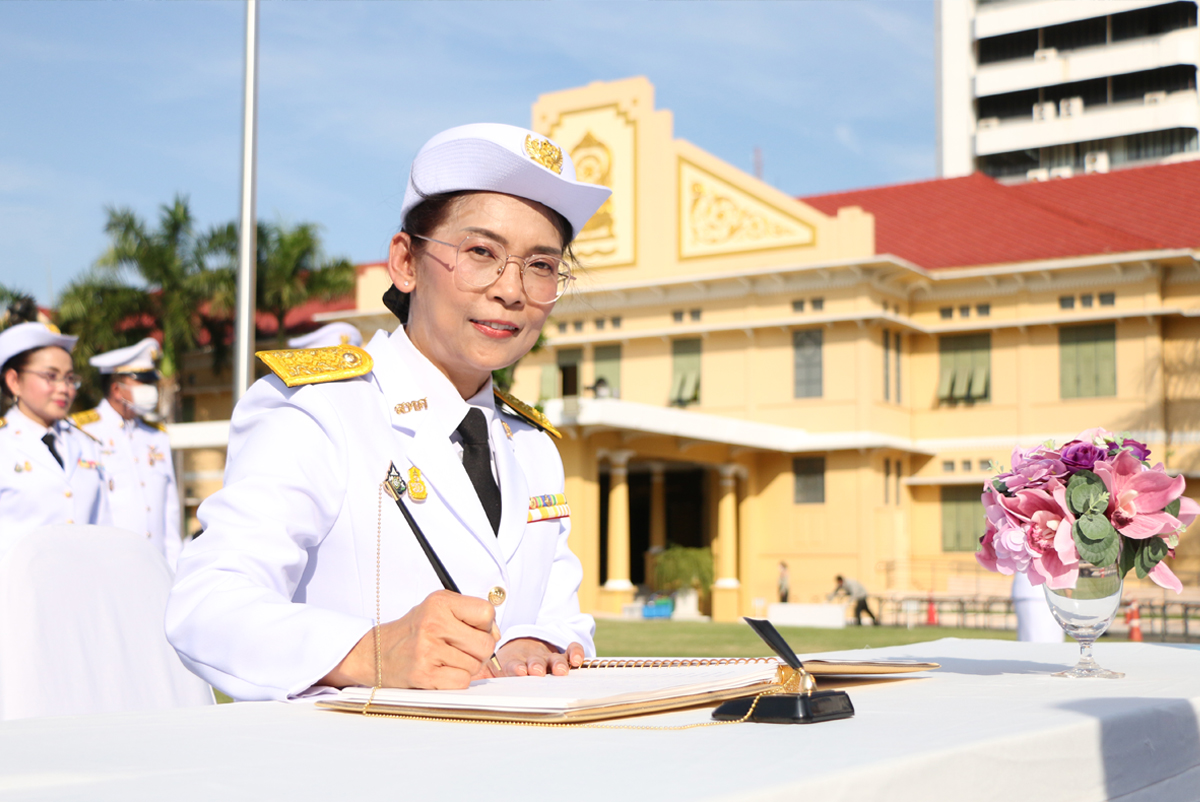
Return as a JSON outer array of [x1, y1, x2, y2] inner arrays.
[[287, 322, 363, 349], [0, 322, 78, 368], [88, 337, 161, 375], [399, 123, 612, 239]]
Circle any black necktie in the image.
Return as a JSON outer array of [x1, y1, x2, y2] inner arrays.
[[456, 408, 502, 536], [41, 432, 64, 469]]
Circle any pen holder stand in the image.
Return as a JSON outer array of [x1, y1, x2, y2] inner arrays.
[[711, 666, 854, 724]]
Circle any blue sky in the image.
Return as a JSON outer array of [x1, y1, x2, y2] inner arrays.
[[0, 1, 934, 305]]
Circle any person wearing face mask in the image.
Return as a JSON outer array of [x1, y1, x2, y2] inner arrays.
[[74, 338, 180, 568], [0, 322, 112, 561]]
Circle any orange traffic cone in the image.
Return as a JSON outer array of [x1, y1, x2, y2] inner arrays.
[[926, 596, 938, 626], [1125, 600, 1143, 642]]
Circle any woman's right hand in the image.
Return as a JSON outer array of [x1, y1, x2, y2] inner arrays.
[[320, 590, 499, 690]]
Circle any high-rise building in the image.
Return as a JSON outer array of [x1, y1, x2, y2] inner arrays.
[[938, 0, 1200, 181]]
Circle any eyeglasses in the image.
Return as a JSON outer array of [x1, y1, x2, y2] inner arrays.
[[20, 370, 82, 390], [410, 233, 574, 304]]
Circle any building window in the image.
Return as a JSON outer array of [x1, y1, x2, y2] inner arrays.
[[938, 333, 991, 404], [894, 461, 902, 505], [1060, 323, 1116, 398], [593, 344, 621, 398], [976, 303, 990, 317], [942, 460, 955, 472], [670, 338, 701, 406], [793, 329, 823, 398], [894, 332, 902, 404], [959, 305, 970, 318], [557, 322, 567, 334], [672, 310, 684, 323], [573, 320, 584, 332], [884, 459, 890, 504], [939, 307, 953, 320], [557, 348, 582, 397], [1060, 296, 1075, 310], [792, 299, 805, 313], [689, 309, 701, 322], [962, 460, 972, 472], [1099, 293, 1115, 306], [980, 458, 993, 471], [611, 316, 622, 329], [811, 298, 824, 312], [181, 395, 196, 423], [793, 457, 825, 504], [539, 363, 558, 401], [1080, 294, 1094, 309], [942, 486, 985, 552], [595, 318, 605, 330], [883, 330, 890, 402]]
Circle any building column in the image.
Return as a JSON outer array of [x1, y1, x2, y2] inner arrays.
[[711, 464, 741, 622], [644, 462, 667, 588], [599, 449, 637, 614]]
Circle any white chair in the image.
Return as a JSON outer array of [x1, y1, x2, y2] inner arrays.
[[0, 525, 214, 720]]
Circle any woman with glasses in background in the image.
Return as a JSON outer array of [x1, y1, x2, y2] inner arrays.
[[0, 322, 111, 560], [167, 124, 610, 701]]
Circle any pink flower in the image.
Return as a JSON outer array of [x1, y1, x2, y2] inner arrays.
[[1003, 446, 1067, 492], [1149, 560, 1183, 594], [1093, 451, 1186, 539], [997, 483, 1079, 589]]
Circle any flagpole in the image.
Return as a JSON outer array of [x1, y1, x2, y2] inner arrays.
[[233, 0, 259, 402]]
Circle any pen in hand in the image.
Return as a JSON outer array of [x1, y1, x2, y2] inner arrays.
[[384, 463, 504, 675]]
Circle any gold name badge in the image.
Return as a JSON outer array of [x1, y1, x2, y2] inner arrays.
[[394, 398, 428, 415], [407, 466, 428, 502]]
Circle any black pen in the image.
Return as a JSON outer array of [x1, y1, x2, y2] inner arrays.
[[384, 463, 504, 675]]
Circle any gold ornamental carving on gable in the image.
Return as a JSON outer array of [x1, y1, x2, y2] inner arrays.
[[678, 159, 815, 259]]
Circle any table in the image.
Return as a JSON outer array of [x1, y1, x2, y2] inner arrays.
[[1, 639, 1198, 802]]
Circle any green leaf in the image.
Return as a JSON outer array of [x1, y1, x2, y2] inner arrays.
[[1077, 513, 1115, 542], [1166, 498, 1181, 518], [1134, 537, 1169, 579], [1073, 517, 1119, 565], [1066, 471, 1107, 517], [1118, 539, 1139, 580], [992, 478, 1009, 496]]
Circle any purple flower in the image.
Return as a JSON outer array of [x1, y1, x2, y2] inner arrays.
[[1119, 438, 1151, 462], [1059, 441, 1107, 472]]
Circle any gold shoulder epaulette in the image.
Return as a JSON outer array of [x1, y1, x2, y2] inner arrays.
[[255, 345, 374, 388], [493, 387, 561, 439], [69, 420, 102, 444], [70, 408, 101, 427], [142, 418, 167, 433], [0, 417, 6, 430]]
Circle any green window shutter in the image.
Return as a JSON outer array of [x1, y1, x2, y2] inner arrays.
[[937, 364, 956, 401], [1060, 327, 1078, 398], [1078, 333, 1097, 398], [1095, 325, 1116, 397], [793, 329, 823, 398], [672, 339, 701, 405], [539, 364, 558, 401], [970, 365, 989, 400], [942, 486, 982, 552], [593, 344, 621, 397], [941, 489, 959, 551], [883, 330, 890, 402]]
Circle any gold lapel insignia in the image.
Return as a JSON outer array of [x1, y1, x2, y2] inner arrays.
[[524, 135, 563, 174], [501, 421, 513, 439], [14, 462, 23, 473], [407, 466, 428, 501], [256, 344, 373, 388], [393, 398, 429, 415], [493, 387, 561, 439], [383, 462, 407, 500]]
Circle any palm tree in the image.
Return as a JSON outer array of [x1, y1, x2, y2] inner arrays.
[[255, 221, 354, 348], [57, 196, 231, 419]]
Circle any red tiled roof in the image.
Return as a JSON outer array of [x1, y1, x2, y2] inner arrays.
[[800, 160, 1200, 269]]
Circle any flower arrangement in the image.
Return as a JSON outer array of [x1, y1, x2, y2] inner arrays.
[[977, 428, 1199, 593]]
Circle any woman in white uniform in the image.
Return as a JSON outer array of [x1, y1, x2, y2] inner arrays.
[[0, 322, 111, 560], [166, 124, 611, 701]]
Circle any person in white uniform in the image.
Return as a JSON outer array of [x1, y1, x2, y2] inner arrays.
[[166, 123, 611, 701], [74, 338, 181, 568], [286, 322, 363, 350], [0, 322, 111, 560]]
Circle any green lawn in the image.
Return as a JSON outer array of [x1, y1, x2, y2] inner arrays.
[[594, 620, 1016, 657]]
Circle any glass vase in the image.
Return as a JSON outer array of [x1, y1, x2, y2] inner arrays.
[[1042, 559, 1124, 679]]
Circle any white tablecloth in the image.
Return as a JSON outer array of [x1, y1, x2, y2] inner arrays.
[[0, 639, 1198, 801]]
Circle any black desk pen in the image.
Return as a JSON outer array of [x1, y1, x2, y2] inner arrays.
[[384, 463, 505, 675]]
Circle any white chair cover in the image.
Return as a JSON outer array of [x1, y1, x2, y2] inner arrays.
[[1012, 571, 1064, 643], [0, 525, 214, 720]]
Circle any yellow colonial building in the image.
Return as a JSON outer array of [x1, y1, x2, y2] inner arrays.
[[182, 76, 1200, 620]]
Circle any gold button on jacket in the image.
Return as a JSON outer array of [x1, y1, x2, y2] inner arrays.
[[488, 586, 507, 606]]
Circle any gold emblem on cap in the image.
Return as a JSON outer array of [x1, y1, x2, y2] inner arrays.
[[488, 586, 507, 606], [394, 398, 428, 415], [524, 135, 563, 175]]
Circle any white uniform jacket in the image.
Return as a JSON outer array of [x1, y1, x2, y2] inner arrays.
[[166, 327, 595, 701], [0, 406, 112, 561], [78, 400, 181, 568]]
